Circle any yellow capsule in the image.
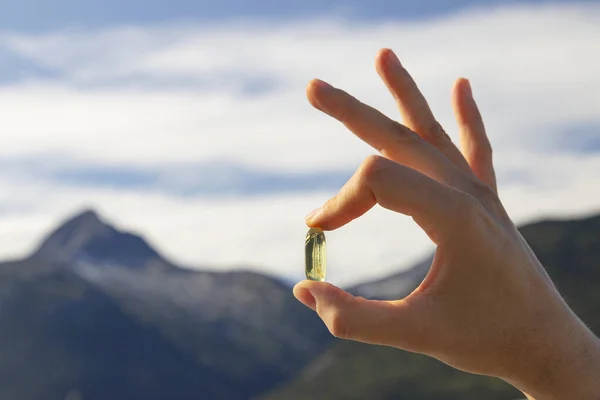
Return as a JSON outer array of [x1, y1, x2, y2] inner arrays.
[[305, 227, 326, 282]]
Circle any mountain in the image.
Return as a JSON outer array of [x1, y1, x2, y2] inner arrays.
[[261, 213, 600, 400], [349, 256, 432, 300], [519, 215, 600, 335], [2, 209, 599, 400], [0, 209, 332, 400], [32, 209, 163, 268], [0, 262, 230, 400]]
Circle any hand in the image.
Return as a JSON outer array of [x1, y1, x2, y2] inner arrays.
[[294, 48, 600, 399]]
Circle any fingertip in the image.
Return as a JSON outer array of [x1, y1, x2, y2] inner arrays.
[[295, 280, 341, 296], [452, 77, 475, 128], [306, 78, 332, 91], [294, 279, 321, 291], [374, 48, 389, 68], [294, 280, 345, 311], [305, 198, 336, 230], [293, 282, 317, 311], [454, 77, 472, 98], [306, 78, 334, 112], [375, 48, 401, 76], [304, 207, 322, 223], [306, 79, 322, 110], [376, 47, 390, 59], [305, 210, 340, 232], [305, 214, 329, 230]]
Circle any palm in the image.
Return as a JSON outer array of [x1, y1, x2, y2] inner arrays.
[[294, 48, 600, 400]]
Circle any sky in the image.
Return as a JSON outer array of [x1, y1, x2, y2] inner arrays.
[[1, 0, 600, 287]]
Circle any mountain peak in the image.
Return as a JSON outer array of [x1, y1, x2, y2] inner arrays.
[[61, 209, 107, 234], [33, 209, 162, 267], [70, 209, 102, 223]]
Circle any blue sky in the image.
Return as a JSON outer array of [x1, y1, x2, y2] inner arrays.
[[1, 0, 599, 285], [0, 0, 570, 31]]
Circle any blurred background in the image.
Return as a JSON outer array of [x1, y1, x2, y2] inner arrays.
[[0, 0, 599, 399]]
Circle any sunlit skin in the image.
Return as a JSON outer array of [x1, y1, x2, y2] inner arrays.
[[293, 48, 600, 400]]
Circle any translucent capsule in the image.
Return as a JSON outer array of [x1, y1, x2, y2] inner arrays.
[[305, 227, 326, 282]]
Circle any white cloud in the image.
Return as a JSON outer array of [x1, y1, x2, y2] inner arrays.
[[0, 3, 600, 286], [0, 176, 434, 286], [1, 3, 599, 171]]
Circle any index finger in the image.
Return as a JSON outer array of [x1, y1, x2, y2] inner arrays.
[[306, 155, 477, 244]]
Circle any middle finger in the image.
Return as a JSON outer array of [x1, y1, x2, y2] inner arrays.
[[306, 78, 471, 191], [375, 48, 472, 173]]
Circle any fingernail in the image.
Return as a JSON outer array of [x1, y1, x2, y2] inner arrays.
[[305, 207, 321, 222], [386, 49, 402, 67]]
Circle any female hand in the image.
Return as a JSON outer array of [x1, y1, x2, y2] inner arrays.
[[294, 48, 600, 400]]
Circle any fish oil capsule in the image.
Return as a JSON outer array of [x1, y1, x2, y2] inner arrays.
[[305, 227, 326, 281]]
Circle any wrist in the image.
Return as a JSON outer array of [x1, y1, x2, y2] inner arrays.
[[502, 302, 600, 399]]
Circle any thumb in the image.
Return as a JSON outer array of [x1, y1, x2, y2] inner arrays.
[[293, 280, 428, 349]]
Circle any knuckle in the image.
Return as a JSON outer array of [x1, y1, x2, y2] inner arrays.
[[425, 121, 451, 145], [470, 178, 507, 219], [391, 121, 422, 144], [359, 155, 388, 184], [453, 189, 500, 235], [469, 178, 499, 204]]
